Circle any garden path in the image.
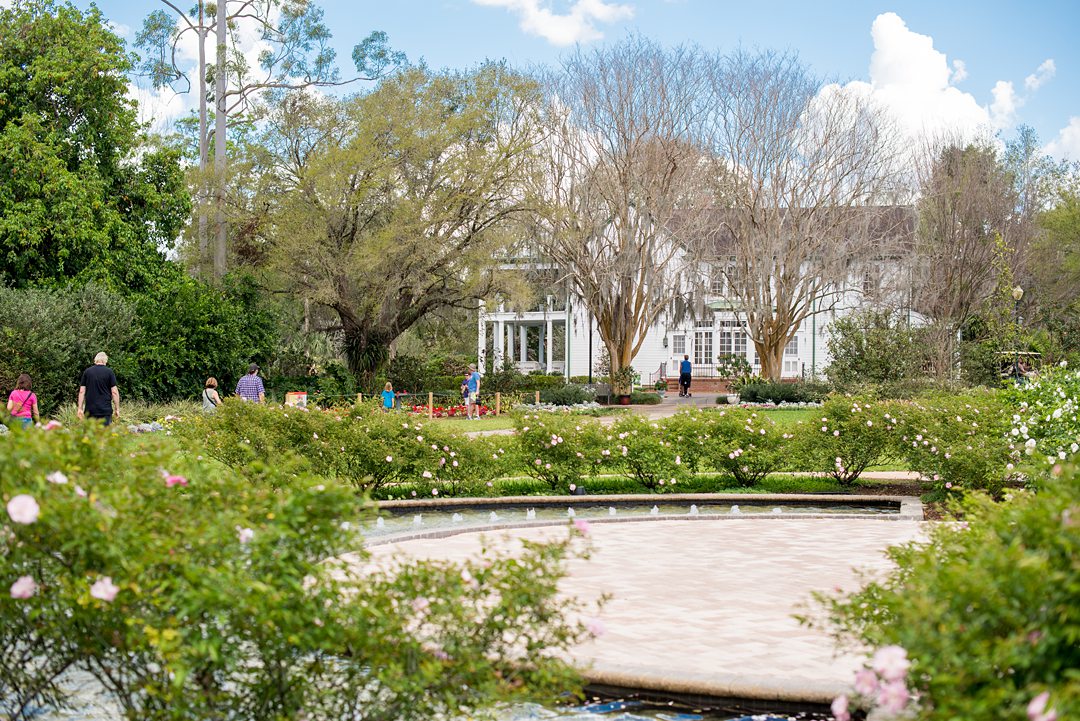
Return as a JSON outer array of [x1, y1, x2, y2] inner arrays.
[[368, 517, 925, 704]]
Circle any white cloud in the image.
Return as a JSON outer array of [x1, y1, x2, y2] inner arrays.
[[828, 13, 1059, 145], [107, 20, 131, 38], [950, 59, 968, 83], [1044, 117, 1080, 161], [832, 12, 992, 144], [1025, 58, 1055, 91], [472, 0, 634, 46], [990, 80, 1018, 129], [127, 82, 192, 135]]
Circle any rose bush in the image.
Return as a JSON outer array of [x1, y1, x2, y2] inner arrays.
[[609, 415, 689, 491], [699, 409, 789, 487], [514, 414, 608, 492], [815, 468, 1080, 720], [0, 424, 597, 720], [789, 396, 900, 486]]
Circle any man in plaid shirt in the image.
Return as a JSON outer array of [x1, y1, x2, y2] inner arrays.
[[234, 363, 265, 403]]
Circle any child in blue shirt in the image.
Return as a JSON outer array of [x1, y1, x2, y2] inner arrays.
[[381, 382, 395, 412]]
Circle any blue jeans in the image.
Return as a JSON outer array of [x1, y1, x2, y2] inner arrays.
[[11, 417, 32, 430]]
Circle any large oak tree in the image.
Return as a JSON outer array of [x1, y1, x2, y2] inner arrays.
[[249, 64, 542, 382]]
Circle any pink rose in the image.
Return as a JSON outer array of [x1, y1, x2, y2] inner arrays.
[[1028, 691, 1058, 721], [586, 617, 606, 637], [10, 575, 37, 599], [164, 474, 188, 488], [871, 644, 910, 681], [7, 495, 40, 524], [830, 694, 850, 721], [853, 668, 878, 696], [90, 576, 120, 603], [876, 680, 910, 714], [573, 519, 591, 536]]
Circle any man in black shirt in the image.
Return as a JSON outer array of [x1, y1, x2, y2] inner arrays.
[[77, 352, 120, 426]]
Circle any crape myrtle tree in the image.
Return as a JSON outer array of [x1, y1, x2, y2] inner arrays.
[[532, 37, 716, 392], [247, 64, 543, 384], [704, 50, 902, 381], [136, 0, 405, 279], [0, 0, 189, 290]]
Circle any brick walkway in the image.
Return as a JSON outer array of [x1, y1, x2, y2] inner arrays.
[[369, 517, 925, 703]]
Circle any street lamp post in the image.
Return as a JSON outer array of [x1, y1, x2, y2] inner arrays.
[[1011, 285, 1024, 380]]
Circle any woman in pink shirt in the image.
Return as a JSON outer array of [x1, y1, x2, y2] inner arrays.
[[7, 373, 39, 430]]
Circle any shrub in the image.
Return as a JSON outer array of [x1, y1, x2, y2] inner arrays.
[[790, 396, 899, 486], [539, 384, 595, 406], [1002, 364, 1080, 474], [815, 472, 1080, 720], [738, 380, 830, 404], [890, 394, 1011, 500], [514, 413, 606, 492], [610, 415, 688, 491], [0, 426, 595, 720], [628, 391, 663, 405], [700, 409, 788, 486], [0, 284, 139, 415], [175, 401, 482, 493], [825, 309, 926, 388]]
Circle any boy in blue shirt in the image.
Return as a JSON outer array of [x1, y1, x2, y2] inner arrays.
[[463, 364, 481, 419], [381, 382, 395, 412]]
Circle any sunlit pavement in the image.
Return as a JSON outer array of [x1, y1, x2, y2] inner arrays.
[[369, 517, 925, 703]]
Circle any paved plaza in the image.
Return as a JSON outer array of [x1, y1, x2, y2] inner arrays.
[[369, 517, 925, 703]]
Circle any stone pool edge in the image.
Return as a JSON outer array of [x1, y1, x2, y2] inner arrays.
[[361, 494, 923, 548]]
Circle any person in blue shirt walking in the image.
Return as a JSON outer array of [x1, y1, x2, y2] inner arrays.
[[463, 364, 482, 419], [679, 354, 692, 398], [381, 382, 395, 412]]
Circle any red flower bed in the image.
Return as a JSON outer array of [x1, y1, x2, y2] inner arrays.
[[401, 403, 493, 418]]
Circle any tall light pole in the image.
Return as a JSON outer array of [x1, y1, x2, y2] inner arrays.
[[1011, 285, 1024, 380]]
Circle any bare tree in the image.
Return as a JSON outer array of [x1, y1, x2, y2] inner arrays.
[[705, 50, 902, 380], [532, 37, 714, 391], [912, 138, 1018, 377], [136, 1, 404, 278]]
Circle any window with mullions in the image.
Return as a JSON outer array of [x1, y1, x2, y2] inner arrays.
[[717, 320, 748, 358], [672, 334, 685, 356], [694, 330, 713, 365]]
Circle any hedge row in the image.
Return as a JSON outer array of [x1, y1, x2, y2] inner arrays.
[[174, 392, 1030, 500]]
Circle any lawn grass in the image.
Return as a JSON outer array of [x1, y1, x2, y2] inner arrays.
[[424, 416, 516, 432], [757, 407, 817, 429]]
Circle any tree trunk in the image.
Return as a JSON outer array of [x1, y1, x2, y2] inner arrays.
[[755, 338, 785, 381], [197, 2, 209, 276], [213, 0, 227, 279], [340, 313, 394, 392]]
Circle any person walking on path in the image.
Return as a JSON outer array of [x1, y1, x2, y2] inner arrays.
[[381, 382, 396, 412], [235, 363, 265, 403], [7, 374, 40, 429], [77, 352, 119, 425], [464, 364, 482, 420], [202, 377, 222, 413], [678, 354, 692, 398]]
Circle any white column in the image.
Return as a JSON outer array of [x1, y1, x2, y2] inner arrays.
[[538, 324, 545, 366], [519, 325, 528, 365], [494, 320, 504, 368], [477, 302, 487, 374], [545, 319, 553, 373]]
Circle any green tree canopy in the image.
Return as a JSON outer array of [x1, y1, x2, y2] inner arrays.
[[242, 64, 541, 382], [0, 0, 189, 290]]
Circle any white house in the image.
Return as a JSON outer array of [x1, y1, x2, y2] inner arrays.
[[478, 207, 916, 386]]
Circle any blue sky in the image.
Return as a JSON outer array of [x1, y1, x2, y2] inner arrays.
[[80, 0, 1080, 159]]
